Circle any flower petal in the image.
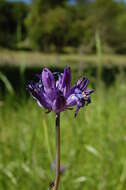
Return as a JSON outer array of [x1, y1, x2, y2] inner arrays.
[[75, 97, 85, 117], [66, 94, 77, 107], [52, 95, 66, 113], [57, 67, 71, 97], [77, 77, 89, 91], [42, 68, 56, 100], [70, 77, 89, 95], [85, 89, 94, 95], [66, 92, 85, 117], [27, 81, 51, 109], [56, 73, 63, 88]]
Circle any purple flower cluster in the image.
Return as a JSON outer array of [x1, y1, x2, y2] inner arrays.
[[27, 67, 94, 116]]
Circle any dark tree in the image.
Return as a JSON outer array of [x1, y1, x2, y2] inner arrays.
[[0, 0, 28, 48]]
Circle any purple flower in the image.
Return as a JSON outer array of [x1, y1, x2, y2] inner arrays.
[[51, 160, 66, 174], [27, 67, 94, 117]]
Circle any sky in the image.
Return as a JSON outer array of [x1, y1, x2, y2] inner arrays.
[[8, 0, 31, 3]]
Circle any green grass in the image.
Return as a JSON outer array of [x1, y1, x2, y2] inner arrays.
[[0, 80, 126, 190], [0, 49, 126, 68]]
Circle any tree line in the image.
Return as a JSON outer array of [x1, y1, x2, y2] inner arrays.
[[0, 0, 126, 54]]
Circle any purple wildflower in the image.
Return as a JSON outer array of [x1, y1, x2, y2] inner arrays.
[[27, 67, 94, 117], [51, 160, 66, 174]]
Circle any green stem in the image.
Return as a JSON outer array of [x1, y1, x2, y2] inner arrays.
[[53, 113, 60, 190], [95, 30, 102, 87], [43, 117, 53, 162]]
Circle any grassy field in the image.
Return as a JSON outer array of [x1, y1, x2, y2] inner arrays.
[[0, 77, 126, 190], [0, 50, 126, 68]]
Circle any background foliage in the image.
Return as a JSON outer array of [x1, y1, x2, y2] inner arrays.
[[0, 0, 126, 53]]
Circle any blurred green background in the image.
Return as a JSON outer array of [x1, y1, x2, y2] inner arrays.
[[0, 0, 126, 189]]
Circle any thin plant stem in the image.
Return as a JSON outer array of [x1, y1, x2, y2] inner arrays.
[[43, 117, 53, 162], [95, 30, 102, 88], [53, 113, 60, 190]]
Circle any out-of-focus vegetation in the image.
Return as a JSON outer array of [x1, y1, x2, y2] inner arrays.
[[0, 76, 126, 190], [1, 49, 126, 68], [0, 0, 28, 48], [0, 0, 126, 53]]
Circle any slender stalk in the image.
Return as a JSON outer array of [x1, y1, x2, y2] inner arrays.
[[95, 30, 102, 88], [43, 117, 53, 162], [53, 113, 60, 190]]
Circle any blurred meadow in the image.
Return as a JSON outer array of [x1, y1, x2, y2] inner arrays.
[[0, 0, 126, 190]]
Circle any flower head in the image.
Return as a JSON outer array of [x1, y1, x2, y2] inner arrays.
[[27, 67, 94, 116], [51, 160, 66, 174]]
